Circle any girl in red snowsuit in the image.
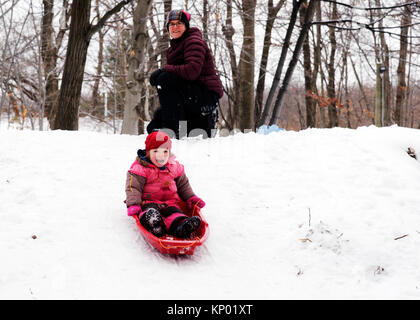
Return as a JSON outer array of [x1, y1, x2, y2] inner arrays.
[[125, 131, 205, 238]]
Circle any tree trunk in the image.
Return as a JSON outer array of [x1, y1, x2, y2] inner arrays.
[[259, 0, 303, 127], [202, 0, 209, 43], [157, 0, 172, 67], [41, 0, 61, 126], [395, 3, 411, 126], [222, 0, 238, 129], [404, 26, 413, 127], [343, 40, 351, 128], [300, 1, 315, 128], [254, 0, 285, 126], [53, 0, 132, 130], [268, 0, 317, 125], [349, 54, 373, 125], [91, 0, 105, 117], [53, 0, 91, 130], [312, 0, 322, 127], [121, 0, 153, 135], [375, 0, 391, 125], [238, 0, 256, 130], [327, 0, 338, 128]]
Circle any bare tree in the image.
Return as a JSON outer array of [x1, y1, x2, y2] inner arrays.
[[91, 0, 106, 117], [41, 0, 70, 127], [254, 0, 285, 126], [221, 0, 238, 130], [259, 0, 304, 127], [395, 2, 412, 126], [326, 0, 338, 128], [237, 0, 256, 130], [268, 0, 317, 126], [121, 0, 154, 135], [53, 0, 133, 130], [300, 0, 316, 128]]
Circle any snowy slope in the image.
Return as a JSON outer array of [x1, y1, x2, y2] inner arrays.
[[1, 123, 420, 299]]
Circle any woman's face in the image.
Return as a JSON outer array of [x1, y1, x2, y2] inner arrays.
[[168, 19, 186, 39]]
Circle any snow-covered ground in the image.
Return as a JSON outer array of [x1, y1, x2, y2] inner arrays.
[[1, 117, 420, 300]]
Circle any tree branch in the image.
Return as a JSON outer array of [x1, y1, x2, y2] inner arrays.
[[320, 0, 419, 11], [87, 0, 133, 42]]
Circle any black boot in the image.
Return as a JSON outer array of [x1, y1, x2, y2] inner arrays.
[[140, 208, 166, 237], [174, 216, 201, 238]]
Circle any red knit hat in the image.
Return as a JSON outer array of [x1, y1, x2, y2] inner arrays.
[[166, 9, 191, 31], [145, 131, 172, 151]]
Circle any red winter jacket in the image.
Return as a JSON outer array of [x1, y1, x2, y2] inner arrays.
[[164, 27, 224, 99], [125, 155, 196, 209]]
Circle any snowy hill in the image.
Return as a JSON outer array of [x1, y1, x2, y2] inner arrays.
[[1, 124, 420, 299]]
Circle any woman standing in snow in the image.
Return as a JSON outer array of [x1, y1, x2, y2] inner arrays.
[[125, 131, 206, 238], [147, 9, 223, 139]]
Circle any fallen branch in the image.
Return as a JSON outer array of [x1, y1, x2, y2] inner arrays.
[[308, 208, 311, 227], [394, 234, 408, 240]]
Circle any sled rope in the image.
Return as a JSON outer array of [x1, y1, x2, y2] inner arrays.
[[192, 200, 203, 216]]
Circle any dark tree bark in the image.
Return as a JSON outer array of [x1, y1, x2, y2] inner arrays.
[[268, 0, 317, 125], [300, 0, 316, 128], [41, 0, 70, 126], [254, 0, 285, 126], [53, 0, 132, 130], [238, 0, 256, 130], [259, 0, 304, 126], [53, 0, 91, 130], [327, 0, 338, 128], [222, 0, 238, 129]]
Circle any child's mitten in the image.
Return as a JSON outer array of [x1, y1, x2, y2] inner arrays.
[[186, 196, 205, 209], [127, 205, 142, 216]]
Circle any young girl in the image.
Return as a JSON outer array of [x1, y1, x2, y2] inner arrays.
[[125, 131, 205, 238]]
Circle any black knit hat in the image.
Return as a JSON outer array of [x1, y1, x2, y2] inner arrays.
[[166, 9, 191, 31]]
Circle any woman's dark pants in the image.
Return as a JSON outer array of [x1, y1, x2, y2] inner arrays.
[[147, 71, 219, 139]]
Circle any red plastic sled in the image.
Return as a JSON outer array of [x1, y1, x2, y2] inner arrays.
[[133, 201, 209, 255]]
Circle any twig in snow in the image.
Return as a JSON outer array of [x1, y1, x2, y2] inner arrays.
[[308, 208, 311, 227], [374, 266, 385, 275], [394, 234, 409, 240]]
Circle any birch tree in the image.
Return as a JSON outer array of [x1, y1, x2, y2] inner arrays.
[[121, 0, 154, 135]]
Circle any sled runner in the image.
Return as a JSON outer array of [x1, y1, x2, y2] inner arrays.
[[133, 201, 209, 255]]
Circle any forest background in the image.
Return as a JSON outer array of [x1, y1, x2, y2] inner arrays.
[[1, 0, 420, 134]]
